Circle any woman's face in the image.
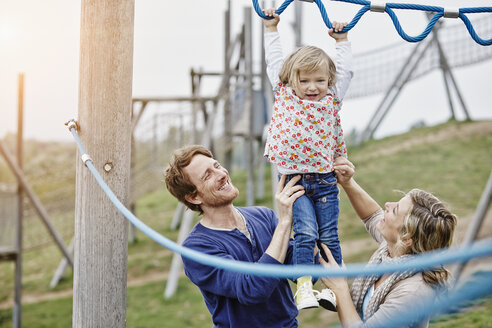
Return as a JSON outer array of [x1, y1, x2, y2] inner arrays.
[[377, 195, 413, 245]]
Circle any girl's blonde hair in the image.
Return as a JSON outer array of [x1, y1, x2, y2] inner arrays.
[[396, 189, 457, 289], [279, 45, 337, 93]]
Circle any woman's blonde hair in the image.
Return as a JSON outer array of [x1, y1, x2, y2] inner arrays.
[[396, 189, 457, 289], [279, 45, 337, 93]]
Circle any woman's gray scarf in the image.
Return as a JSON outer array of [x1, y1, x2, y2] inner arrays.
[[350, 242, 416, 320]]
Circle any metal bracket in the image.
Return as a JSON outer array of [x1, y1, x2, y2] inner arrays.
[[65, 119, 79, 132], [370, 0, 386, 13], [443, 7, 459, 18], [81, 154, 92, 165]]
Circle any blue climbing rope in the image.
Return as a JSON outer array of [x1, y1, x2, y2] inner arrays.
[[252, 0, 492, 46], [66, 120, 492, 280], [376, 270, 492, 328]]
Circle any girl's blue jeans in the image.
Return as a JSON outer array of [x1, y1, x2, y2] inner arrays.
[[284, 172, 342, 268]]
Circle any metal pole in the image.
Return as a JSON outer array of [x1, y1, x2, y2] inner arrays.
[[131, 101, 148, 132], [245, 7, 255, 206], [152, 111, 158, 165], [445, 69, 471, 121], [224, 1, 233, 171], [164, 209, 195, 299], [433, 30, 455, 120], [429, 13, 471, 121], [452, 171, 492, 284], [129, 102, 137, 244], [357, 37, 428, 144], [73, 1, 134, 326], [178, 113, 184, 147], [191, 69, 202, 144], [257, 2, 272, 201], [366, 38, 434, 141], [14, 72, 24, 328], [261, 1, 279, 213], [294, 0, 303, 47], [50, 239, 74, 289]]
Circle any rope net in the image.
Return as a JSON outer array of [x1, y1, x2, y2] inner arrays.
[[346, 16, 492, 98]]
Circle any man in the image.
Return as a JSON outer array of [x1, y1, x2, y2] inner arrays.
[[164, 145, 305, 328]]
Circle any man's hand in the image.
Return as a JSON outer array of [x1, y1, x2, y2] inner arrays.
[[266, 175, 304, 263], [275, 175, 304, 227], [263, 8, 280, 33]]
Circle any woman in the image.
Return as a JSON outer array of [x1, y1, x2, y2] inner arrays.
[[321, 157, 457, 328]]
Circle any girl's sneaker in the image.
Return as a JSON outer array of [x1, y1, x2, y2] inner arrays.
[[294, 281, 319, 310], [316, 288, 337, 312]]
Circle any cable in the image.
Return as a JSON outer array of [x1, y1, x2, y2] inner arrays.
[[65, 121, 492, 279]]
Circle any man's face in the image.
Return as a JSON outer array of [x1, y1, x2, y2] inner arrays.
[[183, 154, 239, 210]]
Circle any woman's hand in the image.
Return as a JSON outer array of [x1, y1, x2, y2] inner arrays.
[[333, 157, 355, 186], [319, 244, 349, 294], [320, 244, 363, 328], [275, 175, 305, 227], [263, 8, 280, 33]]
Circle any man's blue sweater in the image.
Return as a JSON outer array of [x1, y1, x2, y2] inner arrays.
[[182, 206, 298, 328]]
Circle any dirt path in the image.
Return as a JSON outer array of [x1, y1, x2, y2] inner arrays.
[[0, 269, 173, 310]]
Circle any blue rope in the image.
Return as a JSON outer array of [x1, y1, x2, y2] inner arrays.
[[252, 0, 492, 46], [373, 271, 492, 328], [67, 124, 492, 279]]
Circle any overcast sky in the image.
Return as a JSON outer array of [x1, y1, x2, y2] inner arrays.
[[0, 0, 491, 142]]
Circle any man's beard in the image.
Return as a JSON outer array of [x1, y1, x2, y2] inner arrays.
[[199, 186, 239, 208]]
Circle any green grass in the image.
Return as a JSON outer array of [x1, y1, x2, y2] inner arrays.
[[0, 120, 491, 327], [0, 279, 212, 328], [431, 297, 492, 328]]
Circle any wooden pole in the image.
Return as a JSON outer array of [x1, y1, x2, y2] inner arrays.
[[73, 1, 134, 327], [14, 72, 24, 328]]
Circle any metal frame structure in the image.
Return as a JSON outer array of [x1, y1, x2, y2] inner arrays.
[[1, 74, 72, 327], [358, 16, 471, 144]]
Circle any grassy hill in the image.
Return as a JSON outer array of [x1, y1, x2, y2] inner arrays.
[[0, 120, 491, 327]]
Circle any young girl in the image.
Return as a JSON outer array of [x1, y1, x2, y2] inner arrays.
[[262, 9, 353, 311]]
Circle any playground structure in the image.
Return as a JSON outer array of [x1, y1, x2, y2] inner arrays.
[[0, 1, 491, 327], [72, 1, 492, 326], [129, 3, 492, 298], [0, 74, 74, 328]]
